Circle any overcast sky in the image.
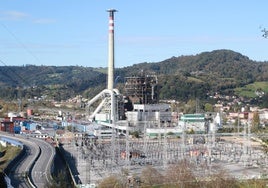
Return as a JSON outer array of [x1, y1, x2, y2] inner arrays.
[[0, 1, 267, 67]]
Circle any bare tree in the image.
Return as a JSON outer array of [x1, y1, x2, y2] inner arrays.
[[199, 169, 239, 188], [97, 175, 121, 188], [140, 165, 164, 187], [165, 159, 198, 188], [97, 169, 129, 188]]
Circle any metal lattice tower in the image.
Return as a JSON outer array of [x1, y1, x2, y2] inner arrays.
[[181, 121, 186, 159], [163, 121, 168, 169]]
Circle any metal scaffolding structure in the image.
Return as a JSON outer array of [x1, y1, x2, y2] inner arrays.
[[124, 74, 158, 104]]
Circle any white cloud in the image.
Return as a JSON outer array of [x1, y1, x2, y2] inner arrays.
[[33, 18, 56, 24], [0, 10, 29, 21], [0, 10, 56, 24]]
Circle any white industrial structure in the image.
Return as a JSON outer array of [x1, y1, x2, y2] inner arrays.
[[86, 10, 126, 130], [86, 9, 173, 133]]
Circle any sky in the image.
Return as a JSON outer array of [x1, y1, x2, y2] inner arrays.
[[0, 1, 267, 68]]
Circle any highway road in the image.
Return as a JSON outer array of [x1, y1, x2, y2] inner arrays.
[[1, 134, 39, 188], [0, 133, 55, 188], [30, 137, 55, 188]]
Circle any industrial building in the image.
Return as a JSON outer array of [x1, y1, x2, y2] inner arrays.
[[145, 127, 182, 139], [124, 74, 158, 104], [85, 10, 173, 134], [178, 113, 206, 133]]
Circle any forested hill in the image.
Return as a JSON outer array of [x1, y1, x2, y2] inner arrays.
[[0, 49, 267, 101], [120, 49, 267, 80]]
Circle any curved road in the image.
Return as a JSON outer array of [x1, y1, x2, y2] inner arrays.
[[0, 133, 55, 188], [1, 134, 39, 188], [30, 137, 55, 188]]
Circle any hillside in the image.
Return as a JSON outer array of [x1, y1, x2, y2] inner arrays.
[[118, 49, 268, 100], [0, 49, 267, 102]]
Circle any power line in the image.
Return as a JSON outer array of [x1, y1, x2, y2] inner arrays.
[[0, 59, 30, 87], [0, 22, 42, 65]]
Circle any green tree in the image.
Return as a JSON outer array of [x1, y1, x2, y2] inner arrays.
[[262, 93, 268, 108], [131, 131, 140, 138], [204, 103, 214, 112], [252, 111, 260, 132], [184, 99, 197, 114]]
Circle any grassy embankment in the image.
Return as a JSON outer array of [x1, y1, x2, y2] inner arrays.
[[0, 144, 21, 171], [0, 144, 21, 187], [235, 81, 268, 98]]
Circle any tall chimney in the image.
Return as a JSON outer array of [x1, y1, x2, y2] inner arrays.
[[107, 9, 117, 90]]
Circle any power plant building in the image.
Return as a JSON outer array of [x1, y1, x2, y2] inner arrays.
[[124, 74, 173, 130], [87, 10, 173, 132], [178, 114, 206, 133], [124, 74, 158, 104]]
